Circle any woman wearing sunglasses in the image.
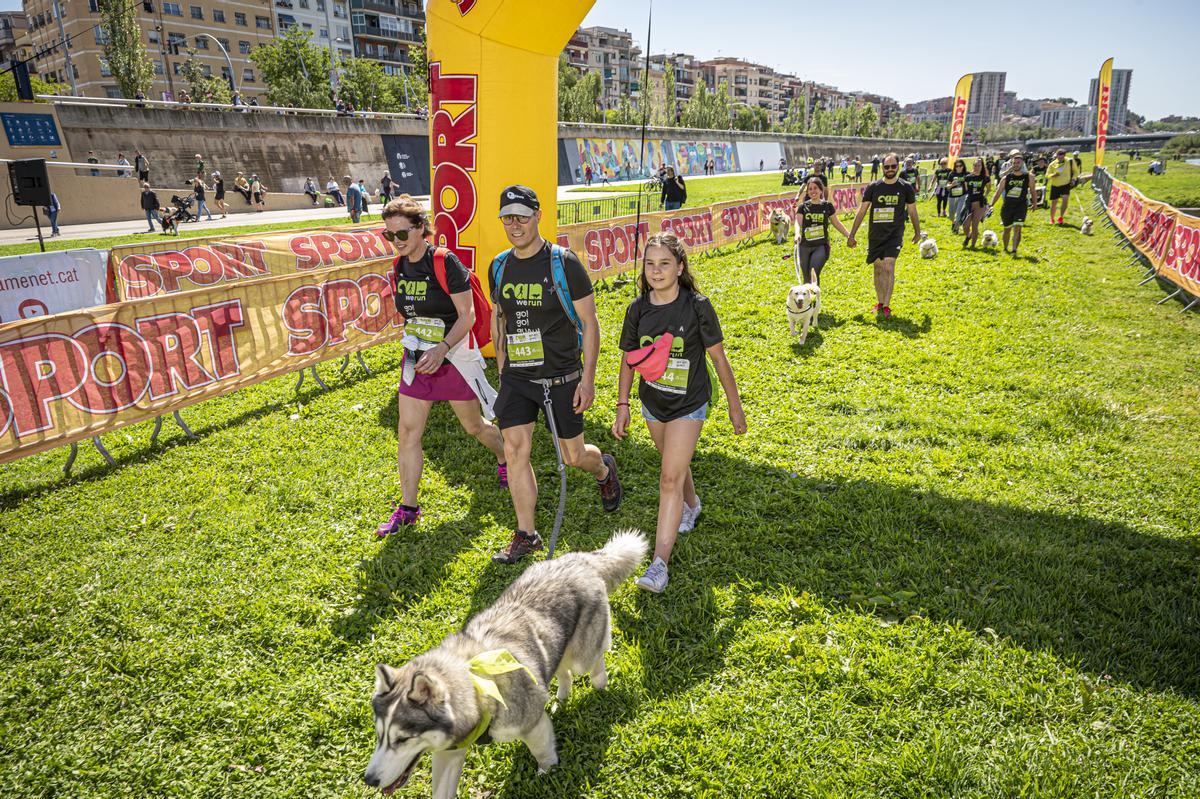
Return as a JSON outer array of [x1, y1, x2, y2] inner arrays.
[[612, 233, 747, 593], [374, 195, 507, 538]]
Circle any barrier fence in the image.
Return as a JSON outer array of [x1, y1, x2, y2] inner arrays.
[[1092, 167, 1200, 306], [0, 183, 869, 465]]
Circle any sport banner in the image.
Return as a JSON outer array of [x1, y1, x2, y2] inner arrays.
[[1161, 209, 1200, 298], [1100, 169, 1200, 298], [0, 260, 401, 464], [557, 185, 866, 280], [1095, 58, 1114, 168], [0, 249, 109, 325], [949, 74, 973, 163], [109, 223, 401, 300]]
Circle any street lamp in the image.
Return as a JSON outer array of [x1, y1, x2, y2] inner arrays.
[[328, 37, 347, 93], [196, 33, 237, 95]]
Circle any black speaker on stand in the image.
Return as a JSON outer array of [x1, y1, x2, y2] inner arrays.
[[8, 158, 52, 251]]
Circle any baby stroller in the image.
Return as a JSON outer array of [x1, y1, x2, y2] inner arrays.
[[169, 194, 199, 224]]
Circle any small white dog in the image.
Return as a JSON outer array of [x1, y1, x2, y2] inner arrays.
[[981, 230, 999, 248], [919, 232, 938, 259], [769, 209, 790, 244], [1081, 217, 1093, 235], [786, 283, 821, 344]]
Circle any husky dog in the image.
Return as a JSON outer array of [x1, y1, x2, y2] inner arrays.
[[1081, 217, 1093, 235], [981, 230, 999, 248], [786, 283, 820, 344], [364, 531, 648, 799], [769, 209, 790, 244], [919, 232, 938, 259]]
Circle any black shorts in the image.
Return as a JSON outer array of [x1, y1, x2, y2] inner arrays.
[[495, 374, 585, 439], [253, 192, 263, 203], [1001, 201, 1028, 227], [1049, 184, 1071, 200], [866, 233, 903, 264]]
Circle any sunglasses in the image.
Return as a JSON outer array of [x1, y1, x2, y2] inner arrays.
[[500, 214, 533, 225], [381, 228, 413, 242]]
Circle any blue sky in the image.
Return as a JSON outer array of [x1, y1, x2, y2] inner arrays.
[[4, 0, 1194, 118], [582, 0, 1195, 119]]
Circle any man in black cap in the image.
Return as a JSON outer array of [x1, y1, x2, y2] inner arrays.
[[487, 185, 623, 564]]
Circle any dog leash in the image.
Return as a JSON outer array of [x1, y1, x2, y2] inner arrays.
[[537, 381, 570, 559]]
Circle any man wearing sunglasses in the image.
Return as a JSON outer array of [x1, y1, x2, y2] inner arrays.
[[847, 152, 921, 318], [488, 185, 623, 564]]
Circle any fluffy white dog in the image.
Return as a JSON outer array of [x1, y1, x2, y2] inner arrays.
[[919, 232, 938, 259], [770, 209, 790, 244], [786, 283, 820, 344], [1081, 217, 1093, 235], [981, 230, 999, 248]]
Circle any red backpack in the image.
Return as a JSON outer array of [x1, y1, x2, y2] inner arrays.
[[430, 247, 492, 349]]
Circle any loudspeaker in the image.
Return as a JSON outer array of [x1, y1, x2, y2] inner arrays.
[[8, 159, 51, 207]]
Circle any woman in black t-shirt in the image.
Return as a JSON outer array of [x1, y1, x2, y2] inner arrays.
[[613, 233, 746, 594], [947, 159, 969, 234], [794, 176, 851, 285], [933, 158, 951, 218], [963, 159, 992, 248], [374, 195, 507, 539], [211, 171, 227, 218]]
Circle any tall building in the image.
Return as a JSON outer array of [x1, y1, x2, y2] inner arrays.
[[1039, 102, 1089, 133], [573, 26, 641, 111], [22, 0, 279, 100], [0, 10, 30, 66], [273, 0, 352, 71], [1087, 68, 1133, 134], [348, 0, 424, 79], [967, 71, 1005, 127], [647, 52, 701, 117]]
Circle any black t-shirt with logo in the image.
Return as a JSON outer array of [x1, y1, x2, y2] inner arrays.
[[965, 173, 990, 201], [1002, 171, 1031, 205], [492, 241, 593, 380], [392, 245, 471, 346], [797, 200, 835, 245], [934, 168, 952, 189], [900, 167, 921, 187], [619, 290, 723, 421], [862, 179, 917, 242], [948, 171, 968, 197]]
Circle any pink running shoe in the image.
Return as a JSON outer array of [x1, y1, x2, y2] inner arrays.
[[376, 504, 420, 539], [497, 463, 509, 489], [873, 303, 884, 314], [882, 305, 892, 318]]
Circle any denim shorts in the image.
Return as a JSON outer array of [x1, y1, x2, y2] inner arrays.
[[641, 402, 708, 423]]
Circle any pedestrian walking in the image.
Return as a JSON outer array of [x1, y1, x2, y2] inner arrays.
[[116, 153, 131, 178], [86, 151, 99, 177], [795, 176, 852, 285], [933, 158, 951, 217], [134, 150, 149, 183], [989, 150, 1035, 256], [947, 159, 968, 234], [194, 154, 205, 181], [847, 153, 922, 318], [250, 174, 267, 211], [211, 171, 227, 217], [193, 177, 215, 221], [871, 155, 880, 180], [45, 192, 61, 236], [660, 166, 686, 211], [380, 173, 394, 205], [962, 159, 991, 247], [140, 182, 161, 232], [1046, 148, 1079, 226], [345, 175, 362, 223]]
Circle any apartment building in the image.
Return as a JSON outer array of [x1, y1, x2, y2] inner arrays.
[[702, 57, 785, 122], [1039, 102, 1089, 133], [348, 0, 423, 77], [1087, 68, 1132, 134], [272, 0, 352, 68], [0, 10, 30, 65], [967, 70, 1005, 127], [647, 52, 701, 111], [573, 26, 641, 110], [22, 0, 278, 100]]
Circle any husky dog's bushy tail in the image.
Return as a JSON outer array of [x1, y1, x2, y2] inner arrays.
[[585, 530, 648, 592]]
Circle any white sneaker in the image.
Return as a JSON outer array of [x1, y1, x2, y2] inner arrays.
[[636, 557, 669, 593], [678, 498, 702, 533]]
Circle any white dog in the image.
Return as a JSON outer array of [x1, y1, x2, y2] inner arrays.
[[769, 209, 790, 244], [919, 232, 938, 259], [786, 283, 821, 344], [981, 230, 999, 248], [1081, 217, 1093, 235]]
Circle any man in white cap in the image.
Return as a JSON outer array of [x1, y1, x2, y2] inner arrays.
[[487, 185, 623, 564]]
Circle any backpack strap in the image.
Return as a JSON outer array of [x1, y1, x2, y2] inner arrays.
[[431, 246, 451, 297], [489, 248, 512, 304], [549, 244, 584, 349]]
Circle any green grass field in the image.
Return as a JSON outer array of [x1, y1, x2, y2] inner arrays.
[[2, 189, 1198, 797]]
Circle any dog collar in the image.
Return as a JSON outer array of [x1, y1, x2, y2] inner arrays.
[[452, 649, 539, 751]]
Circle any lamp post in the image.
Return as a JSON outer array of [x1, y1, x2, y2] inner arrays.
[[196, 33, 237, 95], [328, 37, 346, 93]]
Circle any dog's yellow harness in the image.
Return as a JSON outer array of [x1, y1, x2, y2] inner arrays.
[[453, 649, 539, 751]]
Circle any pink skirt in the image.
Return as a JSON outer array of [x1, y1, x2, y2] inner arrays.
[[397, 357, 476, 402]]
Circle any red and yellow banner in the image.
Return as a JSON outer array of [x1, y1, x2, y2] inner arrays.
[[109, 222, 401, 300], [1095, 57, 1114, 168], [949, 74, 973, 163], [0, 261, 401, 464], [1105, 174, 1200, 298]]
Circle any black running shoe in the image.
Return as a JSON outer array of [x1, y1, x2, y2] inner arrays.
[[492, 529, 543, 565], [598, 453, 623, 512]]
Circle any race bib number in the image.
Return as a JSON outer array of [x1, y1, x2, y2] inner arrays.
[[650, 358, 690, 395], [506, 330, 544, 368], [804, 225, 826, 241], [407, 316, 445, 345], [951, 186, 964, 197], [871, 207, 895, 224], [1007, 185, 1024, 198]]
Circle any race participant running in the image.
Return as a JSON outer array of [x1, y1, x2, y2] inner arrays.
[[962, 159, 991, 248], [989, 150, 1035, 256], [1046, 148, 1079, 226], [947, 158, 969, 235], [847, 152, 921, 318], [795, 176, 852, 285], [1031, 154, 1049, 207], [613, 233, 746, 593], [375, 196, 508, 537], [933, 158, 951, 217], [489, 185, 623, 564]]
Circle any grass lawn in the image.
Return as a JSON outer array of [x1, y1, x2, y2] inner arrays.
[[1110, 156, 1200, 208], [2, 188, 1198, 797]]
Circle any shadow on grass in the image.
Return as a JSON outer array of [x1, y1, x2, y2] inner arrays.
[[0, 354, 391, 512]]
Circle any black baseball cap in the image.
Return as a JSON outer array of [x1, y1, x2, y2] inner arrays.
[[499, 185, 539, 217]]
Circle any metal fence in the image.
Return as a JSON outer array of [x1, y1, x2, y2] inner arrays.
[[556, 193, 646, 226]]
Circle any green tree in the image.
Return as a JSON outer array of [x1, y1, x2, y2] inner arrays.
[[604, 93, 639, 126], [405, 32, 429, 110], [249, 27, 332, 108], [338, 57, 407, 112], [0, 71, 67, 103], [180, 51, 232, 104], [99, 0, 154, 99], [855, 103, 880, 138], [783, 96, 805, 133], [557, 54, 579, 120], [658, 60, 676, 127], [559, 68, 601, 123]]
